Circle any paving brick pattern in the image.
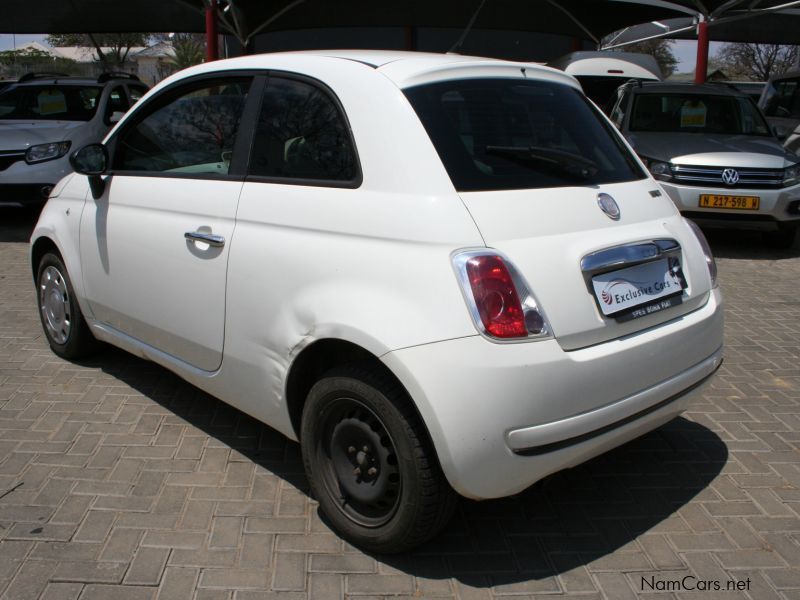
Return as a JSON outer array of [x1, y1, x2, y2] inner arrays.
[[1, 208, 799, 599]]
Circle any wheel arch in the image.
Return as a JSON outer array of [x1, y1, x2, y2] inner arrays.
[[30, 236, 62, 282], [284, 338, 435, 453]]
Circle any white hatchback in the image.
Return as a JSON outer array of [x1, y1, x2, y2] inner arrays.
[[31, 51, 723, 553]]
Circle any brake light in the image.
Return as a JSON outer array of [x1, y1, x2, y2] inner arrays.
[[466, 255, 527, 338], [452, 250, 550, 341]]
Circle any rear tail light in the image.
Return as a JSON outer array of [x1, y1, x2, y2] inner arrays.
[[452, 250, 551, 341], [685, 219, 718, 288]]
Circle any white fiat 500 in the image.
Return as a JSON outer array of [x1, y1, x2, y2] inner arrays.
[[31, 51, 723, 553]]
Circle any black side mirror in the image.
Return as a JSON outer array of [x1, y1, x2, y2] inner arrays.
[[70, 144, 108, 198]]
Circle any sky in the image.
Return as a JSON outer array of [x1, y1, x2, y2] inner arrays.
[[0, 33, 717, 74]]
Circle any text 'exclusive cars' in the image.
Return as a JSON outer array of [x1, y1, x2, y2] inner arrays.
[[31, 51, 723, 552]]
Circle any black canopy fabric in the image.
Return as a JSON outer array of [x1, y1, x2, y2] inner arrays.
[[1, 0, 706, 44], [604, 4, 800, 46]]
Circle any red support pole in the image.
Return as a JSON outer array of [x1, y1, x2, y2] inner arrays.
[[694, 20, 709, 84], [205, 4, 219, 62]]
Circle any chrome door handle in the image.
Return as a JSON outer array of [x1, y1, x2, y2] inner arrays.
[[184, 231, 225, 247]]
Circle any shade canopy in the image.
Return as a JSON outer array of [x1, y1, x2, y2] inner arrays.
[[1, 0, 708, 45]]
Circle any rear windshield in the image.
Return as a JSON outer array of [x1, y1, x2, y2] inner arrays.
[[629, 92, 771, 136], [0, 84, 102, 121], [403, 78, 645, 192]]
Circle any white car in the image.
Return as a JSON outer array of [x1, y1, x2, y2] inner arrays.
[[31, 51, 723, 553]]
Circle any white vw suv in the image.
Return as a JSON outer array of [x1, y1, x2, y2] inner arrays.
[[31, 51, 723, 552]]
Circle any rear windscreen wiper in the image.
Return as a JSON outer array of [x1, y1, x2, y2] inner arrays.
[[485, 145, 599, 179]]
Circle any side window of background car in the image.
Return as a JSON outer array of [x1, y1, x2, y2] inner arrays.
[[128, 85, 147, 104], [766, 78, 800, 118], [104, 86, 130, 125], [610, 90, 629, 127], [113, 78, 251, 175], [249, 77, 358, 182]]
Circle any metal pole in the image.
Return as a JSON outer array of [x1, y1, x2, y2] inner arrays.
[[694, 19, 709, 84], [206, 3, 219, 62]]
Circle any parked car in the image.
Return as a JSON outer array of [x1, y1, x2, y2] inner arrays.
[[611, 81, 800, 247], [759, 69, 800, 154], [548, 51, 661, 113], [0, 72, 148, 207], [728, 80, 765, 103], [32, 51, 723, 552]]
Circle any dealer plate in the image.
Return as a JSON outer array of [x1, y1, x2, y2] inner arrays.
[[699, 194, 760, 210], [591, 257, 686, 319]]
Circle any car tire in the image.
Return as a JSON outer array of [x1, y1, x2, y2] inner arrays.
[[300, 367, 457, 553], [36, 252, 98, 359]]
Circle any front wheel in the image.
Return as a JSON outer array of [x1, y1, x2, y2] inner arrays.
[[300, 368, 457, 553], [36, 252, 98, 359]]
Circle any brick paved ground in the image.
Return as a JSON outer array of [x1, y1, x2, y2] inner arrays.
[[0, 206, 798, 599]]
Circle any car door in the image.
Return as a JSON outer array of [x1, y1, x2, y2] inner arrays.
[[79, 74, 258, 371]]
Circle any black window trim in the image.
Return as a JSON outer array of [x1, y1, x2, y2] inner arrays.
[[105, 70, 265, 183], [244, 69, 363, 190]]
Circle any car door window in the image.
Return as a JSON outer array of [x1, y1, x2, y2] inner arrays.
[[128, 85, 147, 104], [113, 78, 251, 175], [765, 78, 800, 118], [104, 85, 130, 124], [249, 76, 358, 183]]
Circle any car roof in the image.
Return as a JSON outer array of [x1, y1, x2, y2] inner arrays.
[[12, 75, 146, 87], [167, 49, 580, 91]]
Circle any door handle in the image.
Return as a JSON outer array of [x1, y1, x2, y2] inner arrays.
[[184, 231, 225, 247]]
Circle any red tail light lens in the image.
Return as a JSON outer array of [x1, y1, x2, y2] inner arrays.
[[465, 255, 527, 338]]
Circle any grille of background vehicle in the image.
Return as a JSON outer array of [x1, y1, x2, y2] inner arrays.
[[671, 164, 784, 189], [0, 150, 26, 172]]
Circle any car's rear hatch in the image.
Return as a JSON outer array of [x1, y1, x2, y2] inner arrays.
[[459, 179, 712, 350]]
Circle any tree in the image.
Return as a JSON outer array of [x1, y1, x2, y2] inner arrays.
[[614, 39, 679, 78], [46, 33, 151, 68], [169, 34, 205, 71], [713, 43, 799, 81]]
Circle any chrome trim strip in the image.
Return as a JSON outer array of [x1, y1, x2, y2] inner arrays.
[[580, 239, 680, 273]]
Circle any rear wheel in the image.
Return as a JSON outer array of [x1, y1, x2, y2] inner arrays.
[[300, 368, 457, 553], [36, 252, 98, 359]]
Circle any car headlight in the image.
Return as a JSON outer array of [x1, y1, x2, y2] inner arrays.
[[783, 163, 800, 187], [25, 141, 71, 164], [640, 156, 674, 182]]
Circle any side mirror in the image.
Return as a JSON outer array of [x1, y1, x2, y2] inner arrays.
[[70, 144, 108, 198], [773, 125, 789, 141], [109, 111, 125, 124]]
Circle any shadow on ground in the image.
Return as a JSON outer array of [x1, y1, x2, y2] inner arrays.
[[703, 227, 800, 260], [0, 206, 40, 243], [84, 347, 728, 589]]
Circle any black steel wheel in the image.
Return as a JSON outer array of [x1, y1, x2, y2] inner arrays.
[[301, 367, 457, 553]]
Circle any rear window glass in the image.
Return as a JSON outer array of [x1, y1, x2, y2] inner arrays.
[[403, 78, 645, 192], [0, 85, 102, 121]]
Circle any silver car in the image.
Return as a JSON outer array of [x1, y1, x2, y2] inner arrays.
[[611, 81, 800, 247], [0, 72, 148, 207]]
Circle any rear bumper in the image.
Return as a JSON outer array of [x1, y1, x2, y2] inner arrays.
[[382, 287, 723, 500]]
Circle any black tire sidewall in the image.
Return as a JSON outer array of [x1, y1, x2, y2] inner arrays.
[[301, 374, 427, 552], [36, 252, 91, 359]]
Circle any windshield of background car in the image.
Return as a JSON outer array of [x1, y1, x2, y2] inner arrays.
[[0, 85, 102, 121], [629, 92, 772, 136], [403, 78, 645, 192]]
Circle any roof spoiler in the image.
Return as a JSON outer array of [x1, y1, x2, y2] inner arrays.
[[97, 72, 141, 83]]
